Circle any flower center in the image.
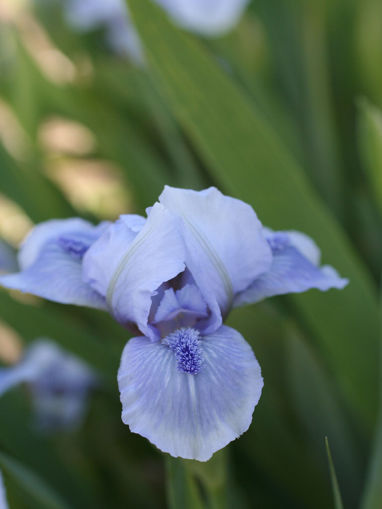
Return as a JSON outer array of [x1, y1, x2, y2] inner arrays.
[[164, 328, 202, 375]]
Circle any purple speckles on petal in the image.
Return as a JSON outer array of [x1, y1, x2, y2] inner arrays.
[[164, 328, 202, 375]]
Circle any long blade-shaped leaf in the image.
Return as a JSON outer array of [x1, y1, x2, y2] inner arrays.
[[325, 437, 344, 509], [286, 327, 362, 505], [360, 289, 382, 509], [358, 99, 382, 214], [0, 450, 70, 509]]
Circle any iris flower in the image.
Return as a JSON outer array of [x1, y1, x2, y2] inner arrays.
[[47, 0, 250, 59], [0, 187, 347, 460], [0, 340, 97, 431]]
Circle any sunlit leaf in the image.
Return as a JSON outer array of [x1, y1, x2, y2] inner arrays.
[[0, 450, 70, 509]]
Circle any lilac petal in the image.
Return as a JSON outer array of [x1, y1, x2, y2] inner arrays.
[[118, 325, 263, 461], [0, 470, 8, 509], [157, 0, 249, 35], [82, 214, 145, 298], [153, 284, 208, 324], [153, 284, 209, 336], [119, 214, 146, 233], [159, 186, 271, 332], [0, 219, 107, 309], [18, 219, 106, 269], [84, 204, 185, 339], [235, 229, 348, 307], [153, 288, 179, 324], [286, 230, 321, 265], [176, 284, 208, 317]]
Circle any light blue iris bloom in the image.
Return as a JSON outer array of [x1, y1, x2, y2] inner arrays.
[[0, 470, 8, 509], [0, 340, 97, 431], [43, 0, 250, 60], [0, 187, 347, 460]]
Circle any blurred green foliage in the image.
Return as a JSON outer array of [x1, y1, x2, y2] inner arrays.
[[0, 0, 382, 507]]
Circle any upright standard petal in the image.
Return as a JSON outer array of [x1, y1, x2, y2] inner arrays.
[[159, 186, 271, 332], [118, 325, 263, 461], [0, 470, 8, 509], [153, 284, 208, 324], [82, 214, 145, 298], [84, 204, 185, 338], [158, 0, 250, 35], [0, 219, 107, 309], [235, 229, 348, 306]]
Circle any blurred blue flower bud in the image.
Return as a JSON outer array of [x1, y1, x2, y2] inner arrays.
[[0, 340, 97, 432]]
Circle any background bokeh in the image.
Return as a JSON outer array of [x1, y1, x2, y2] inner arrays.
[[1, 0, 382, 507]]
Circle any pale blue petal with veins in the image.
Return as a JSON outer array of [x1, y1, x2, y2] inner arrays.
[[118, 326, 262, 461]]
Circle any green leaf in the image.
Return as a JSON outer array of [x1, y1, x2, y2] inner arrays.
[[286, 326, 362, 504], [360, 290, 382, 509], [127, 0, 379, 432], [228, 305, 334, 508], [255, 0, 343, 216], [1, 34, 172, 211], [0, 450, 70, 509], [94, 63, 205, 189], [166, 457, 205, 509], [325, 437, 344, 509], [0, 144, 75, 223], [358, 98, 382, 215], [357, 107, 382, 509], [361, 414, 382, 509]]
